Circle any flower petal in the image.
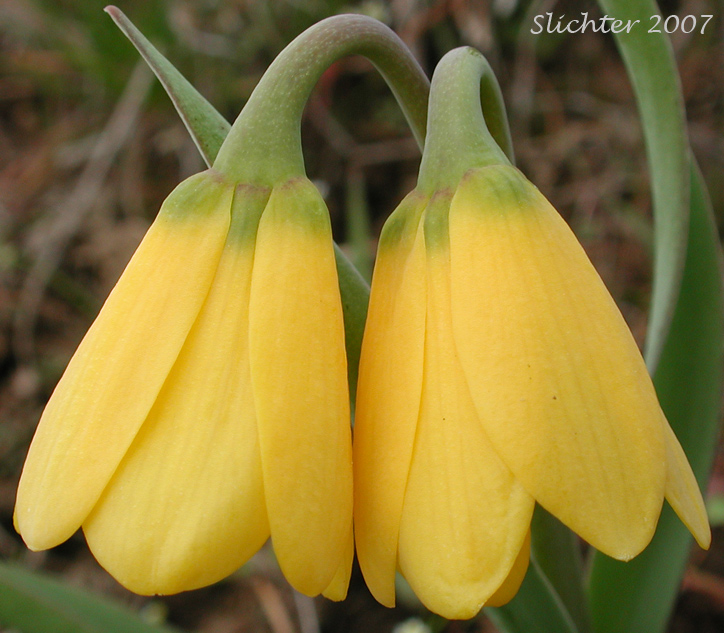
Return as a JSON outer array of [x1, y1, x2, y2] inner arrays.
[[249, 179, 352, 596], [353, 191, 428, 607], [82, 186, 271, 595], [663, 419, 711, 549], [449, 166, 667, 560], [15, 171, 232, 550], [485, 530, 531, 608], [322, 525, 354, 601], [397, 194, 534, 620]]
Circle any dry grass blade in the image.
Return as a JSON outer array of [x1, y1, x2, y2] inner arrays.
[[292, 590, 320, 633], [250, 577, 297, 633]]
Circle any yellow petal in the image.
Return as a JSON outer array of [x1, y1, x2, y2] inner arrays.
[[81, 186, 270, 595], [249, 178, 352, 596], [15, 171, 232, 551], [353, 191, 428, 607], [449, 166, 666, 560], [322, 525, 354, 601], [486, 531, 531, 608], [397, 194, 534, 620], [663, 419, 711, 549]]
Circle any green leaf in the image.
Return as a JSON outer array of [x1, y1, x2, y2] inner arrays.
[[530, 507, 590, 633], [486, 557, 580, 633], [588, 161, 724, 633], [707, 494, 724, 527], [587, 3, 723, 631], [334, 242, 369, 407], [105, 6, 370, 401], [104, 6, 230, 167], [596, 0, 690, 373], [0, 561, 180, 633]]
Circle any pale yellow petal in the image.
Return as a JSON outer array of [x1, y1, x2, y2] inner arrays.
[[663, 419, 711, 549], [322, 525, 354, 601], [397, 195, 534, 620], [15, 171, 232, 551], [486, 531, 531, 608], [449, 166, 666, 560], [82, 186, 271, 595], [249, 179, 352, 597], [353, 191, 428, 607]]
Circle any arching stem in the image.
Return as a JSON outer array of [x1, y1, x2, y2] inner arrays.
[[418, 47, 513, 194], [213, 14, 430, 186]]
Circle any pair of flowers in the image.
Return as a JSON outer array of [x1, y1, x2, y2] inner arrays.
[[14, 13, 709, 620], [14, 163, 709, 620]]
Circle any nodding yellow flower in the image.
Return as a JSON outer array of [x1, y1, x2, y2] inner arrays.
[[15, 172, 353, 600], [353, 164, 710, 619]]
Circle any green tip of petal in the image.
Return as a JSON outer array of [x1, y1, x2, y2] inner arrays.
[[458, 164, 539, 212]]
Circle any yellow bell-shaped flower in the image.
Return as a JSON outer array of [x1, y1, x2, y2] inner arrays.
[[15, 172, 353, 600], [354, 44, 710, 618], [354, 163, 710, 620]]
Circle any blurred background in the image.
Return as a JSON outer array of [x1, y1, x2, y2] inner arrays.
[[1, 0, 723, 631]]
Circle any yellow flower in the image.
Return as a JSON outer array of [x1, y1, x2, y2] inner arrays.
[[15, 172, 353, 600], [353, 164, 710, 619]]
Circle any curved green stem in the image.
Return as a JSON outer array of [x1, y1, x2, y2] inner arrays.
[[478, 55, 515, 164], [418, 47, 512, 194], [213, 14, 429, 186]]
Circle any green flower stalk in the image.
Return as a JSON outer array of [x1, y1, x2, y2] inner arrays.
[[353, 47, 709, 619], [15, 10, 429, 601]]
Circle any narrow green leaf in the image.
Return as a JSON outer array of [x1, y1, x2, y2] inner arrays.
[[105, 6, 371, 397], [0, 562, 179, 633], [530, 507, 590, 633], [587, 3, 722, 631], [334, 242, 369, 407], [588, 161, 724, 633], [596, 0, 690, 373], [105, 6, 230, 167], [345, 170, 374, 283], [486, 557, 580, 633]]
